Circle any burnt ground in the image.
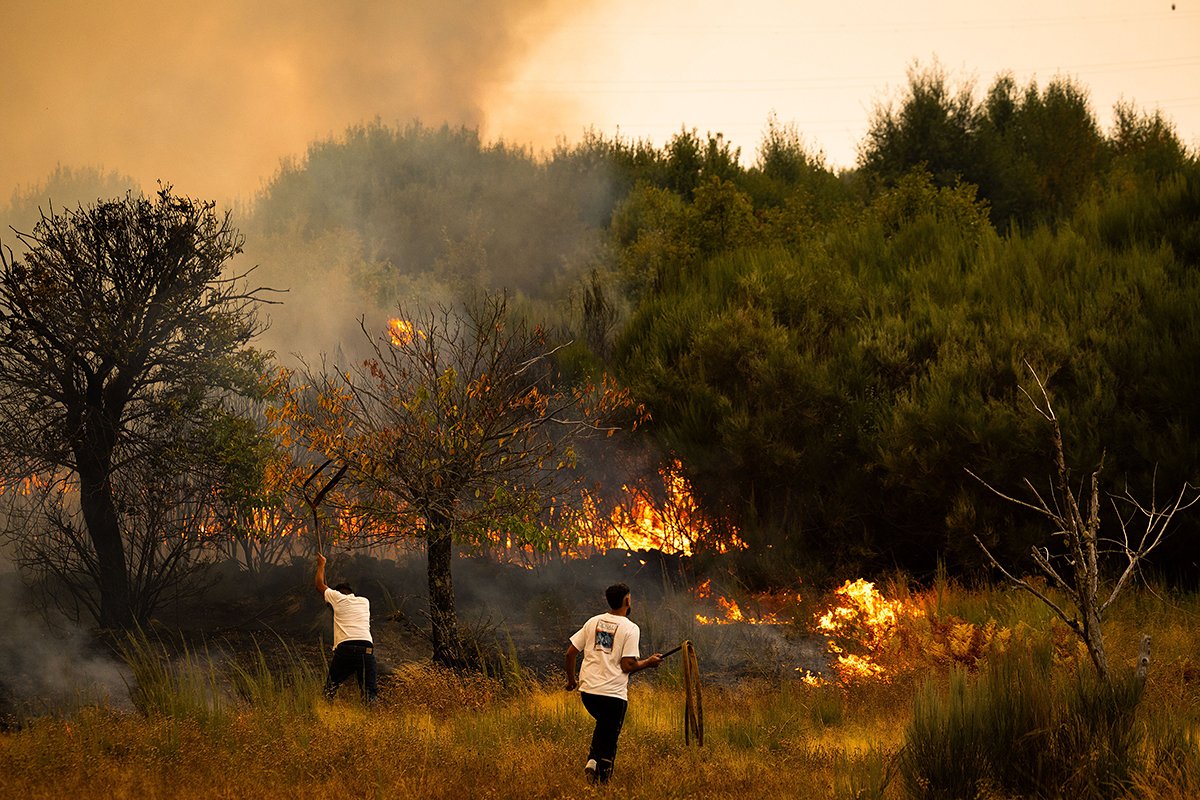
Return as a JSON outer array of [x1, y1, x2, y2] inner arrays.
[[0, 551, 831, 720], [184, 550, 828, 681]]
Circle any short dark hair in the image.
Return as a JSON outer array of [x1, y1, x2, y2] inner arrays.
[[333, 582, 354, 595], [605, 583, 630, 610]]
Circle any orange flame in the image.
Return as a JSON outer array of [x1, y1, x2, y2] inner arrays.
[[564, 460, 746, 557], [813, 579, 924, 685], [693, 578, 802, 625], [387, 318, 416, 347]]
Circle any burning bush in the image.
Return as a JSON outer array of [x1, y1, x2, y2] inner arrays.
[[812, 579, 925, 684]]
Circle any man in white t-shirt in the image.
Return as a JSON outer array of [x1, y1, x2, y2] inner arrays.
[[564, 583, 662, 784], [315, 553, 377, 705]]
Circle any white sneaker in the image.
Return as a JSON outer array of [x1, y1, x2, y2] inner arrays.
[[584, 759, 597, 781]]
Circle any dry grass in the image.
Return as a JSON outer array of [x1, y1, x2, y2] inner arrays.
[[1, 583, 1198, 799], [0, 670, 908, 800]]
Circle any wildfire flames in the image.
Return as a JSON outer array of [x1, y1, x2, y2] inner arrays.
[[387, 318, 417, 347], [691, 576, 926, 685], [562, 460, 746, 558], [229, 456, 738, 564], [693, 579, 799, 625], [813, 579, 924, 684]]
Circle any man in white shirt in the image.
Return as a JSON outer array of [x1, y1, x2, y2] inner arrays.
[[315, 553, 377, 705], [564, 583, 662, 784]]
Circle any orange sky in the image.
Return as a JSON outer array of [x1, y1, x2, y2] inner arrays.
[[2, 0, 1198, 206]]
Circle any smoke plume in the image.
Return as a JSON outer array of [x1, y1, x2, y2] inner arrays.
[[1, 0, 591, 204]]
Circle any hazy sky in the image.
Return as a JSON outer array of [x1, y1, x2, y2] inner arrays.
[[3, 0, 1197, 205]]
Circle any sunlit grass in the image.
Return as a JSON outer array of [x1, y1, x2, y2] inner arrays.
[[0, 670, 910, 799], [2, 583, 1199, 799]]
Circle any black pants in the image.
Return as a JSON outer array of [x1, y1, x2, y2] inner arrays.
[[324, 640, 377, 704], [581, 692, 627, 782]]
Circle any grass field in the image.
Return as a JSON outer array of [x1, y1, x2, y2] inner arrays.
[[2, 581, 1199, 799]]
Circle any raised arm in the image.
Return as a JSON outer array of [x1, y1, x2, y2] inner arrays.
[[314, 553, 328, 593]]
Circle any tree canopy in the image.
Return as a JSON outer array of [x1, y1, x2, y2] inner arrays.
[[0, 187, 270, 627], [5, 64, 1197, 608], [273, 292, 642, 665]]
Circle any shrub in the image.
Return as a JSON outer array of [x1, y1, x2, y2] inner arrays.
[[226, 635, 323, 717], [900, 643, 1146, 799], [118, 630, 226, 726]]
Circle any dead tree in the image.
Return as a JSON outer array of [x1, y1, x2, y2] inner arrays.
[[968, 364, 1198, 684]]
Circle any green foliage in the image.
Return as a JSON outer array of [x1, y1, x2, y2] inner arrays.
[[661, 128, 744, 201], [202, 406, 285, 514], [1109, 101, 1191, 178], [752, 114, 830, 194], [860, 64, 1114, 228], [616, 245, 870, 563], [1091, 161, 1200, 266], [691, 175, 761, 256], [900, 644, 1147, 799], [119, 631, 228, 726], [1000, 77, 1107, 221], [859, 62, 981, 190], [610, 182, 697, 299], [610, 152, 1200, 575]]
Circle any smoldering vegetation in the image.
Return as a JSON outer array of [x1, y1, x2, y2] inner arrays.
[[1, 122, 620, 372], [0, 572, 130, 725], [239, 122, 620, 366], [166, 548, 825, 681], [0, 548, 823, 726]]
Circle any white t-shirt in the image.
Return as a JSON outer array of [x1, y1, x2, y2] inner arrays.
[[324, 587, 372, 648], [569, 612, 641, 700]]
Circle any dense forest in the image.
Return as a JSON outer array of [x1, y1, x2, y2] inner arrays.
[[4, 65, 1199, 588]]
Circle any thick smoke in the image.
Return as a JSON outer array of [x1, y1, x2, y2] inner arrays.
[[0, 0, 592, 205], [0, 573, 130, 718]]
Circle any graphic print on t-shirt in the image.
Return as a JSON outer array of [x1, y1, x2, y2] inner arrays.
[[594, 619, 618, 652]]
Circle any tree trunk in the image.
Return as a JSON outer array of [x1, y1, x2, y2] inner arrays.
[[77, 460, 133, 629], [426, 525, 465, 668], [1080, 605, 1111, 684]]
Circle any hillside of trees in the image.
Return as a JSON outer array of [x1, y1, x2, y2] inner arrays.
[[4, 65, 1198, 591]]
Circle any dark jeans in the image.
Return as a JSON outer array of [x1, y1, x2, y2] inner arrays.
[[580, 692, 628, 783], [324, 640, 377, 704]]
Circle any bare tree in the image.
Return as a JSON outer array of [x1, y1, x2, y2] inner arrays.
[[277, 291, 641, 667], [968, 364, 1198, 683]]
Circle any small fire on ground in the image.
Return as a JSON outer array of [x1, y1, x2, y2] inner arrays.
[[692, 577, 926, 685], [692, 579, 800, 625]]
